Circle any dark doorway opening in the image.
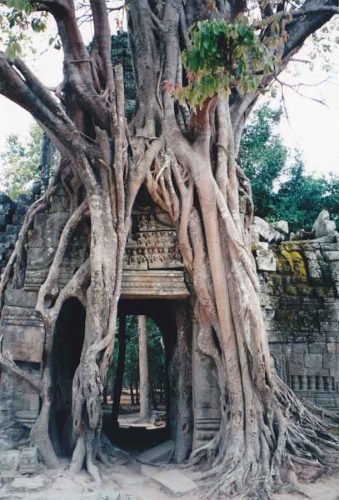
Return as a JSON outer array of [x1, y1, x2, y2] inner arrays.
[[103, 299, 180, 453], [50, 297, 86, 457]]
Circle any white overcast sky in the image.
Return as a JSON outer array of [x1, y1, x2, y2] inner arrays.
[[0, 13, 338, 178]]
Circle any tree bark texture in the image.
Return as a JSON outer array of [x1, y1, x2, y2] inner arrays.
[[0, 0, 338, 496]]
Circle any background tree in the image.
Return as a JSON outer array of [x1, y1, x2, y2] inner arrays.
[[138, 315, 150, 421], [0, 123, 42, 198], [239, 104, 287, 219], [275, 160, 339, 231], [0, 1, 338, 497], [109, 315, 166, 414], [239, 105, 339, 231]]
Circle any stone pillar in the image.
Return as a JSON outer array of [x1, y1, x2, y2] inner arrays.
[[138, 315, 150, 421]]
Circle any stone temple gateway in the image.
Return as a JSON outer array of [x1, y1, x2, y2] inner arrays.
[[0, 172, 338, 455], [0, 32, 338, 459]]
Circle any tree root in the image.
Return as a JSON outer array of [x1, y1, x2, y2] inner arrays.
[[0, 164, 61, 306], [187, 384, 339, 499]]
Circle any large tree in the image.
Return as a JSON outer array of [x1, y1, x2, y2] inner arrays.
[[0, 0, 338, 497]]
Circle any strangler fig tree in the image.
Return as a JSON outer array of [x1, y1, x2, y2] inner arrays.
[[0, 0, 338, 497]]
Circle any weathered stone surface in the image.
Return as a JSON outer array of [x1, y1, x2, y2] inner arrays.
[[325, 251, 339, 261], [121, 270, 189, 299], [252, 216, 285, 243], [304, 354, 322, 369], [11, 474, 45, 490], [4, 289, 38, 308], [1, 306, 44, 363], [19, 447, 39, 474], [255, 251, 277, 272], [29, 492, 133, 500], [136, 440, 174, 465], [312, 210, 337, 239], [271, 220, 289, 235], [151, 470, 197, 496], [0, 450, 20, 477]]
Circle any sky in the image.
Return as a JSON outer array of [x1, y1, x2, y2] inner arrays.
[[0, 14, 338, 178]]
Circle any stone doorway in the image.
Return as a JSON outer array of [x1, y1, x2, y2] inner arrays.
[[103, 299, 193, 463], [50, 297, 86, 457]]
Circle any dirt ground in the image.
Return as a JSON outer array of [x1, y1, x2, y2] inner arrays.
[[1, 458, 339, 500]]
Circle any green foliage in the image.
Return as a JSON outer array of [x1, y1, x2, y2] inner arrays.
[[274, 161, 339, 232], [179, 19, 275, 107], [109, 316, 166, 392], [0, 123, 42, 199], [239, 104, 287, 219], [239, 104, 339, 232], [0, 1, 47, 59]]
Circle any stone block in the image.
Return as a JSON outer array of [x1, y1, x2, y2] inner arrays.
[[121, 270, 189, 299], [256, 253, 276, 272], [0, 450, 20, 477], [1, 306, 45, 363], [263, 309, 275, 320], [271, 220, 289, 235], [307, 259, 322, 280], [29, 212, 69, 248], [289, 354, 306, 374], [312, 210, 336, 238], [4, 289, 38, 309], [327, 343, 339, 354], [309, 343, 326, 354], [152, 469, 197, 496], [324, 251, 339, 261], [304, 354, 322, 369], [26, 246, 55, 269], [320, 322, 338, 333], [0, 213, 9, 230], [19, 446, 39, 474], [289, 343, 308, 354], [29, 492, 132, 500], [303, 250, 317, 260], [318, 309, 338, 322], [10, 474, 45, 490], [136, 440, 174, 465], [255, 242, 269, 251]]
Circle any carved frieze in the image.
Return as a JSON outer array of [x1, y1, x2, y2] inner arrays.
[[123, 211, 183, 271]]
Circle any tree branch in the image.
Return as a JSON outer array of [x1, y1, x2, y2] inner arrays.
[[284, 0, 338, 60], [0, 52, 84, 154], [90, 0, 114, 94], [0, 336, 43, 392]]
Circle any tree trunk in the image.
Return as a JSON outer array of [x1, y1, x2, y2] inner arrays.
[[135, 381, 140, 406], [151, 384, 158, 411], [138, 315, 150, 421], [111, 315, 127, 427], [171, 302, 193, 463], [130, 383, 135, 406]]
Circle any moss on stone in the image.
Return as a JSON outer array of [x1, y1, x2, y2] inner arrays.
[[280, 248, 308, 281]]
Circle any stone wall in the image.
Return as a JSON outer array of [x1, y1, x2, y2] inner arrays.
[[254, 237, 339, 409]]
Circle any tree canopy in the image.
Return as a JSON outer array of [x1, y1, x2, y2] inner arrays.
[[0, 123, 42, 198], [239, 104, 339, 231]]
